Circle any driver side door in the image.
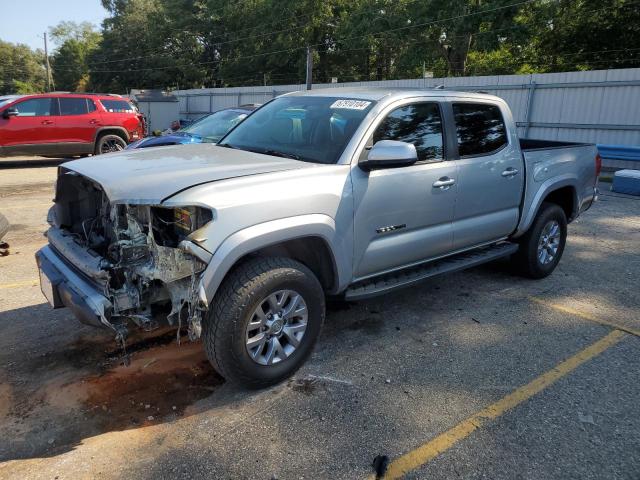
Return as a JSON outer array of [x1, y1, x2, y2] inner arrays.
[[0, 97, 57, 155], [352, 100, 458, 279]]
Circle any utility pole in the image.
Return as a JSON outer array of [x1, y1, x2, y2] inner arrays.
[[43, 32, 52, 92], [305, 46, 313, 90]]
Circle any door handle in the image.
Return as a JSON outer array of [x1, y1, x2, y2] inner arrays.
[[501, 168, 519, 177], [433, 177, 456, 189], [41, 120, 53, 125]]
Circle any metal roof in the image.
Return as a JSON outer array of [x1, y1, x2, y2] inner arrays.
[[131, 89, 179, 103]]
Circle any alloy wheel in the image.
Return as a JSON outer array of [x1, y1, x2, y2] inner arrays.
[[537, 220, 561, 265], [245, 289, 308, 365]]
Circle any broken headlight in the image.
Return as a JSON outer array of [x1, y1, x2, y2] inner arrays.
[[151, 206, 213, 247]]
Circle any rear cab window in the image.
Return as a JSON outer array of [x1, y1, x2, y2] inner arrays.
[[100, 99, 136, 113], [452, 103, 507, 157]]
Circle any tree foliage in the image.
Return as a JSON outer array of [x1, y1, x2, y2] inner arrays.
[[50, 22, 102, 91], [1, 0, 639, 94], [0, 41, 46, 95]]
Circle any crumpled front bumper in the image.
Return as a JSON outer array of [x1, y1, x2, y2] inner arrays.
[[36, 245, 114, 330]]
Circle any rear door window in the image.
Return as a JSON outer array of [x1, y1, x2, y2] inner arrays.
[[13, 98, 53, 116], [373, 102, 444, 162], [58, 98, 89, 116], [100, 99, 136, 113], [452, 103, 507, 157]]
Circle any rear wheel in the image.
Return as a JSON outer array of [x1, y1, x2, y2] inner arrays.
[[202, 257, 325, 389], [514, 202, 567, 279], [95, 134, 127, 155]]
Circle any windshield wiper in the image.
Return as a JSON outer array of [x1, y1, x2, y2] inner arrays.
[[260, 149, 302, 161], [219, 144, 304, 161], [218, 143, 241, 149]]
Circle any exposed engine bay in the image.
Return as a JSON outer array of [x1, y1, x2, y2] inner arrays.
[[48, 167, 212, 345]]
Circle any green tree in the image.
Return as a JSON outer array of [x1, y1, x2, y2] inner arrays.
[[516, 0, 640, 72], [60, 0, 640, 90], [0, 41, 47, 95], [50, 22, 101, 91], [91, 0, 211, 92]]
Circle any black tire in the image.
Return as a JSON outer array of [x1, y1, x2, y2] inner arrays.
[[202, 257, 325, 389], [513, 202, 567, 279], [94, 134, 127, 155]]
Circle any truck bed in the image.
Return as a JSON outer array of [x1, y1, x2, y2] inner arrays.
[[515, 138, 598, 236], [519, 138, 592, 151]]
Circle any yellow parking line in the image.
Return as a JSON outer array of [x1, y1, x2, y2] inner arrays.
[[377, 330, 626, 479], [530, 296, 640, 338], [0, 279, 39, 290]]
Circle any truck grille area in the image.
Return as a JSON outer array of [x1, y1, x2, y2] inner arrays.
[[49, 168, 207, 340]]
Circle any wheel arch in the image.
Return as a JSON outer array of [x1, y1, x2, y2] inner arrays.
[[514, 178, 578, 238], [200, 214, 346, 305], [542, 186, 577, 221], [94, 126, 130, 143]]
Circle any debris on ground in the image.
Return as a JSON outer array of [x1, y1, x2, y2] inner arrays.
[[578, 413, 597, 425], [372, 454, 390, 479], [0, 212, 9, 241], [290, 376, 319, 395]]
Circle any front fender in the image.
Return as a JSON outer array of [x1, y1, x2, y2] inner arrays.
[[199, 214, 347, 304]]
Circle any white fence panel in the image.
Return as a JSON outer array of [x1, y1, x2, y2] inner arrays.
[[173, 68, 640, 147]]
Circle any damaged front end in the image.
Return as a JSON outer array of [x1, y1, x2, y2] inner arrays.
[[36, 167, 213, 346]]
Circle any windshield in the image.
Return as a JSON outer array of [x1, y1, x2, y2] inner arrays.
[[219, 96, 376, 164], [181, 109, 249, 143], [0, 96, 21, 108]]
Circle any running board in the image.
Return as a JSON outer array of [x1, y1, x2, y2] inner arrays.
[[344, 242, 519, 301]]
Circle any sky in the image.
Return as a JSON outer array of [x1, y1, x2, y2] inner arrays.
[[1, 0, 108, 50]]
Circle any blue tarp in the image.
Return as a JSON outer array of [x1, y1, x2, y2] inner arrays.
[[597, 144, 640, 163]]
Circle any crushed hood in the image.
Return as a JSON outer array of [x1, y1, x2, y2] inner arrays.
[[63, 143, 310, 203]]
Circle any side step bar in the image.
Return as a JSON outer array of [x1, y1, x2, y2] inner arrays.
[[344, 242, 519, 301]]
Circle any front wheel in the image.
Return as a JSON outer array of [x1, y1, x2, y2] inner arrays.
[[513, 202, 567, 279], [202, 257, 325, 389]]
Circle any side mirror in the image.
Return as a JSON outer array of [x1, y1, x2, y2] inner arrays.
[[2, 107, 18, 119], [359, 140, 418, 171]]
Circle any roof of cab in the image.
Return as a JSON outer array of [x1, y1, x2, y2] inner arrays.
[[284, 86, 502, 103]]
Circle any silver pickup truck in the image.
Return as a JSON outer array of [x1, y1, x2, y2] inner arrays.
[[36, 88, 600, 387]]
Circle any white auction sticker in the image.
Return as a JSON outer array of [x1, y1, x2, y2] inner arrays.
[[330, 99, 371, 110]]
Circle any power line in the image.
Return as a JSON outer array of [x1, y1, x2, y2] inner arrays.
[[53, 0, 542, 70], [52, 2, 401, 68], [37, 0, 640, 77]]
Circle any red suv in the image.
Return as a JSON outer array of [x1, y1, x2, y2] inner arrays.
[[0, 93, 145, 157]]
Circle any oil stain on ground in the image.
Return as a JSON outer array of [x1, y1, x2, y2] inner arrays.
[[0, 331, 223, 461]]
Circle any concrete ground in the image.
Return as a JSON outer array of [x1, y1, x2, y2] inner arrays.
[[0, 168, 638, 480]]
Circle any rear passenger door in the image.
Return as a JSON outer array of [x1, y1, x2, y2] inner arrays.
[[450, 101, 524, 250], [54, 97, 100, 146]]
